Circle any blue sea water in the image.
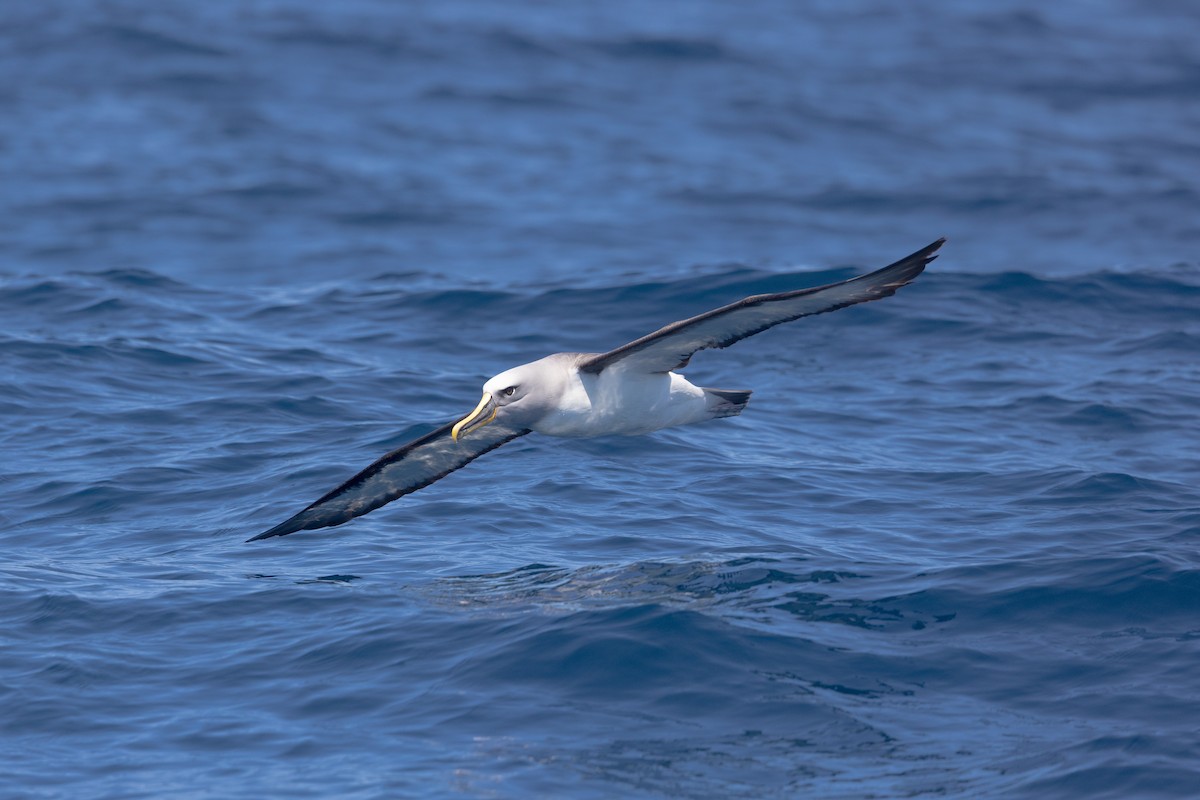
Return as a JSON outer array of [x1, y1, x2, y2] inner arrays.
[[2, 1, 1199, 798]]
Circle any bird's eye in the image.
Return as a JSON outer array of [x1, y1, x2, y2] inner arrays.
[[502, 386, 517, 397]]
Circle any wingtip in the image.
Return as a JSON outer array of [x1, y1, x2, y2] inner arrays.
[[246, 519, 301, 542], [848, 236, 945, 297], [876, 236, 946, 280], [920, 236, 947, 260]]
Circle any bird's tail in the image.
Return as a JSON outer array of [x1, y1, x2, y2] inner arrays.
[[704, 387, 752, 418]]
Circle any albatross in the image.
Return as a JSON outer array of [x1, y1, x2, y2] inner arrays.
[[251, 238, 944, 541]]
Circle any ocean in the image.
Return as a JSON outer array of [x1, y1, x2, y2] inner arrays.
[[2, 2, 1198, 798]]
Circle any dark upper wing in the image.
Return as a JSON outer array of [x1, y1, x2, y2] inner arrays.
[[249, 420, 530, 541], [579, 238, 943, 375]]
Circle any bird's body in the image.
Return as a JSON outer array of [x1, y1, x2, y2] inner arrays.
[[491, 353, 733, 438], [251, 238, 944, 542]]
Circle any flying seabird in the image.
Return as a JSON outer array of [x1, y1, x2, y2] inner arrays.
[[250, 238, 943, 541]]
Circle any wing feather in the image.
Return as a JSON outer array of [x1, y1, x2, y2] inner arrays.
[[250, 420, 530, 540], [579, 238, 943, 375]]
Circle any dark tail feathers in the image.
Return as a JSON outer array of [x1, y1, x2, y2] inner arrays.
[[705, 387, 752, 418]]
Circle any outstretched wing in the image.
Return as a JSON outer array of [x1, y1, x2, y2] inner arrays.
[[579, 238, 943, 375], [250, 420, 530, 541]]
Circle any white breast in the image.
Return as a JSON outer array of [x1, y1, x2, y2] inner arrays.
[[531, 366, 710, 438]]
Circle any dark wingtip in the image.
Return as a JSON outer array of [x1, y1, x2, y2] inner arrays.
[[869, 236, 946, 287], [246, 517, 304, 542], [913, 236, 946, 263]]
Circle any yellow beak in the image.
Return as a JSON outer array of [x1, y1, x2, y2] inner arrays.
[[452, 393, 498, 441]]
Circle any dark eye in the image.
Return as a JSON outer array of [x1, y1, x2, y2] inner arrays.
[[502, 386, 517, 397]]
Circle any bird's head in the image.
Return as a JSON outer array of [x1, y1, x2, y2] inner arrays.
[[451, 356, 567, 440]]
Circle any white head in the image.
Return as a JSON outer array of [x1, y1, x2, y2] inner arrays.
[[451, 355, 572, 440]]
